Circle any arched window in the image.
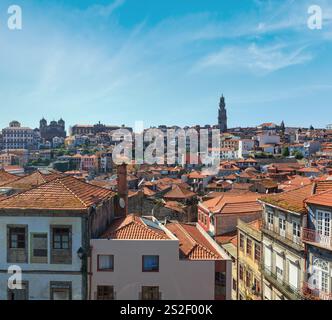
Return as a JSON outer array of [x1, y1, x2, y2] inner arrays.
[[313, 258, 329, 272], [312, 258, 329, 293]]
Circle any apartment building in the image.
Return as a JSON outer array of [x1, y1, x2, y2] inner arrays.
[[259, 184, 313, 300], [0, 175, 114, 300], [1, 121, 37, 150], [302, 188, 332, 300], [198, 193, 263, 237], [89, 214, 232, 300], [237, 219, 262, 300], [220, 235, 238, 300]]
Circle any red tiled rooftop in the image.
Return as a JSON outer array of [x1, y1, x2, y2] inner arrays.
[[1, 170, 63, 190], [164, 185, 196, 200], [0, 170, 19, 186], [306, 189, 332, 207], [166, 222, 221, 260], [261, 184, 313, 214], [0, 175, 114, 211], [101, 214, 169, 240], [200, 193, 262, 215]]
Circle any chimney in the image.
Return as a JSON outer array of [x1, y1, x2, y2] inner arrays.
[[117, 163, 128, 216]]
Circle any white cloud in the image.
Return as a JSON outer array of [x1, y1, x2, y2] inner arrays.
[[87, 0, 126, 17], [193, 43, 312, 74]]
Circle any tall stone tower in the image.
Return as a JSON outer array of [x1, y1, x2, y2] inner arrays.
[[218, 95, 228, 133]]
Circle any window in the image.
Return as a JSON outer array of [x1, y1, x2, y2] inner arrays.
[[50, 282, 72, 300], [9, 227, 26, 249], [215, 272, 226, 296], [245, 270, 252, 288], [31, 233, 47, 263], [53, 228, 70, 249], [98, 255, 114, 271], [140, 286, 161, 300], [239, 233, 244, 251], [97, 286, 114, 300], [8, 281, 28, 300], [267, 211, 274, 230], [239, 265, 244, 281], [7, 225, 28, 263], [246, 239, 252, 257], [50, 226, 72, 264], [317, 210, 331, 238], [293, 222, 301, 243], [279, 218, 286, 237], [254, 243, 261, 262], [232, 279, 237, 291], [142, 255, 159, 272], [254, 278, 261, 294]]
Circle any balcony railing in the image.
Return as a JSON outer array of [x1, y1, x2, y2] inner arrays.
[[302, 228, 332, 250], [302, 282, 332, 300], [262, 222, 304, 251], [262, 265, 306, 300]]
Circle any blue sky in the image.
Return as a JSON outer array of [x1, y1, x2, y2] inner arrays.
[[0, 0, 332, 130]]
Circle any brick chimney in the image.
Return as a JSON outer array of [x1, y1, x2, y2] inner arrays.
[[117, 163, 128, 216]]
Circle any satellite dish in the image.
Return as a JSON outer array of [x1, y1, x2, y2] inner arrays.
[[119, 198, 126, 209]]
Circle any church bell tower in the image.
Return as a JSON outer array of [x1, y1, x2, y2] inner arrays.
[[218, 95, 228, 133]]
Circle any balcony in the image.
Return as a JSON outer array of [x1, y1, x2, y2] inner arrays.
[[302, 282, 332, 300], [302, 228, 332, 250], [262, 222, 304, 252], [262, 265, 306, 300]]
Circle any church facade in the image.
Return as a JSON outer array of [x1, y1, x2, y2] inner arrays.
[[39, 118, 66, 142]]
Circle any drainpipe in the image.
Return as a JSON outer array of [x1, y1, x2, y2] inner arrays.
[[88, 245, 93, 300], [236, 226, 239, 300]]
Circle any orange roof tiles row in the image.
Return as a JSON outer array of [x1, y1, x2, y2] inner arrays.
[[166, 222, 221, 260], [0, 175, 114, 210], [102, 214, 169, 240]]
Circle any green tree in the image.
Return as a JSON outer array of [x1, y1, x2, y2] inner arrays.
[[282, 147, 290, 157], [292, 150, 304, 160]]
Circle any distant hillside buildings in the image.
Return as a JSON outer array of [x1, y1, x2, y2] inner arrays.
[[39, 118, 66, 142]]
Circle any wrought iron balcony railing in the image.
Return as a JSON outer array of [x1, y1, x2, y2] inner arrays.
[[302, 282, 332, 300], [302, 228, 332, 250], [262, 265, 306, 300]]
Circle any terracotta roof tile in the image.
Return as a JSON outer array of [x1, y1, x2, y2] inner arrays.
[[261, 184, 313, 214], [0, 175, 113, 211], [200, 194, 262, 215], [102, 214, 169, 240], [166, 222, 221, 260], [164, 185, 196, 200], [1, 171, 63, 190], [306, 189, 332, 207], [315, 179, 332, 194], [0, 170, 19, 186]]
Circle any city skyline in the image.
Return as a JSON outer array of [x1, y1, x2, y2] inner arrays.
[[0, 0, 332, 129]]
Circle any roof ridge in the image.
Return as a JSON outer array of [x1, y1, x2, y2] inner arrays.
[[112, 216, 166, 239], [192, 242, 219, 259], [175, 222, 197, 247], [57, 177, 89, 207]]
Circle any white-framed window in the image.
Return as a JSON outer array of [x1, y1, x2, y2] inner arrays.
[[316, 210, 331, 245], [267, 210, 274, 231], [275, 253, 284, 282], [293, 222, 301, 244], [279, 218, 286, 237], [312, 258, 330, 294]]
